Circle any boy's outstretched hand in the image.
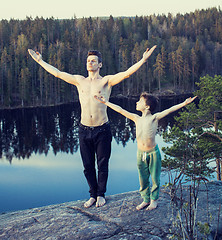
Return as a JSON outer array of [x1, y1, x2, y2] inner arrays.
[[184, 96, 197, 105], [94, 95, 107, 103], [28, 49, 42, 62]]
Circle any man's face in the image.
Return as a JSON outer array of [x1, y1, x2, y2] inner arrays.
[[86, 55, 102, 72]]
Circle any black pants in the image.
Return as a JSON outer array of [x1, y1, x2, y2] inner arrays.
[[79, 122, 112, 199]]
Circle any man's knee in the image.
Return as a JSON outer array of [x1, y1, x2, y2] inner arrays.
[[97, 157, 109, 171], [84, 165, 96, 174]]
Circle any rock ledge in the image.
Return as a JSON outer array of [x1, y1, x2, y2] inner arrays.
[[0, 182, 221, 240]]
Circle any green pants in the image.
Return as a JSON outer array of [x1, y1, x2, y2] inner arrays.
[[137, 145, 162, 203]]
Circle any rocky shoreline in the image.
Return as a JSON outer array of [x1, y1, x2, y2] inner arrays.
[[0, 181, 221, 240]]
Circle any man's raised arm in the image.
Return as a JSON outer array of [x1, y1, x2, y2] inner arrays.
[[108, 45, 157, 87], [28, 49, 82, 86]]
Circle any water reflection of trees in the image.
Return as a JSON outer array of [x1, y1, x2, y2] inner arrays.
[[0, 96, 186, 163], [0, 103, 80, 163]]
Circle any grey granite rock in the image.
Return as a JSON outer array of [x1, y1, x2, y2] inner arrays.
[[0, 182, 221, 240]]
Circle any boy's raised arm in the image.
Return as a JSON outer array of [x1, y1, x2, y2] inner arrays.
[[94, 95, 138, 122], [155, 96, 197, 120], [108, 45, 157, 87], [28, 49, 82, 86]]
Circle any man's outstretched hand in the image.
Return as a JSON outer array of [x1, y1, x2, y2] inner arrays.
[[142, 45, 157, 62], [28, 49, 42, 62]]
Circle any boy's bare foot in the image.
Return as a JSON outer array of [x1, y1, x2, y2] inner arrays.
[[84, 197, 96, 208], [146, 200, 158, 210], [136, 201, 149, 210], [96, 196, 106, 207]]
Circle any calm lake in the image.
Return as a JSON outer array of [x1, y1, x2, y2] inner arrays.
[[0, 95, 199, 213]]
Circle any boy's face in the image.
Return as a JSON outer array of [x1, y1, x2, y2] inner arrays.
[[86, 55, 102, 72], [136, 97, 148, 111]]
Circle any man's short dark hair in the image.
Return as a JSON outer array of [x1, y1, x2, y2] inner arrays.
[[87, 50, 102, 63], [140, 92, 158, 113]]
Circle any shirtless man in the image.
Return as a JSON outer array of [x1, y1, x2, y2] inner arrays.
[[95, 93, 197, 210], [28, 46, 156, 208]]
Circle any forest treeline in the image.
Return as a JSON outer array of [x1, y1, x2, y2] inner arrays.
[[0, 7, 222, 108]]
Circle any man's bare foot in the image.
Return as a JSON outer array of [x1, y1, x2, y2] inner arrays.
[[96, 196, 106, 207], [146, 200, 157, 210], [136, 201, 149, 210], [84, 197, 96, 208]]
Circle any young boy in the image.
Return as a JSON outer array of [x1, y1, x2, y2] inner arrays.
[[94, 92, 197, 210]]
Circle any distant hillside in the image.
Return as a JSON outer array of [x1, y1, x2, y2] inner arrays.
[[0, 7, 222, 108]]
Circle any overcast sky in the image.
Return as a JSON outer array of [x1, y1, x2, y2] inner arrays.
[[1, 0, 221, 20]]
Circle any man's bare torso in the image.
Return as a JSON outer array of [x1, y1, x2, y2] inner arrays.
[[77, 76, 111, 126]]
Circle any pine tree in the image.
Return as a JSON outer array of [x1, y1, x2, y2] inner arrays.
[[190, 48, 198, 90], [163, 75, 222, 181], [153, 53, 165, 92], [169, 51, 177, 88], [175, 46, 183, 88]]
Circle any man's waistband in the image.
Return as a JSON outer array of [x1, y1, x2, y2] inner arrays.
[[79, 121, 110, 131]]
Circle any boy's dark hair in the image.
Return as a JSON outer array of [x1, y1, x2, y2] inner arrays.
[[140, 92, 158, 113], [87, 50, 102, 63]]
